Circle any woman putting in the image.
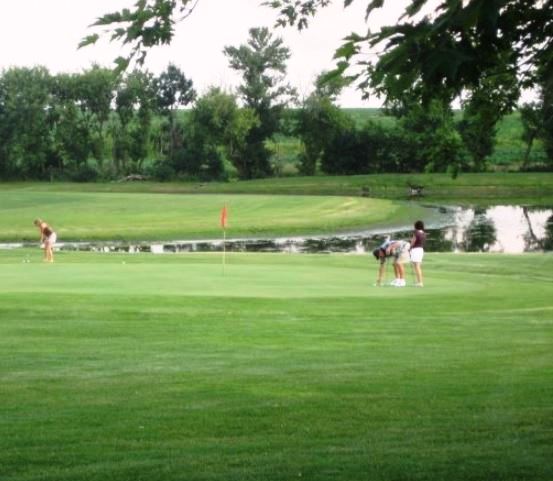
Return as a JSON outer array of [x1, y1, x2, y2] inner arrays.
[[34, 219, 57, 263], [373, 238, 410, 287]]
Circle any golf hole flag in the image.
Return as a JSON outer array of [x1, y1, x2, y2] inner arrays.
[[220, 205, 228, 230], [220, 205, 228, 275]]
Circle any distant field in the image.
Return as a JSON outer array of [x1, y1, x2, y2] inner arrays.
[[1, 250, 552, 481]]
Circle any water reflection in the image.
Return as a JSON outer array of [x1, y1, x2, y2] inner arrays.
[[437, 205, 553, 253], [2, 205, 552, 255], [544, 214, 553, 250]]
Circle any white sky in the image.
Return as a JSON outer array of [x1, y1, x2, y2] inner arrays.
[[0, 0, 416, 107], [0, 1, 537, 107]]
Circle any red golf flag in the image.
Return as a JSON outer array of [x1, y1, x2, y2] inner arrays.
[[220, 205, 228, 229]]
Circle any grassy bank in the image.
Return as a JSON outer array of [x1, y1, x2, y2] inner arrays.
[[1, 250, 552, 481], [0, 188, 435, 242], [4, 172, 553, 202]]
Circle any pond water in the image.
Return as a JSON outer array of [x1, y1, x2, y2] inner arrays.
[[3, 205, 552, 254]]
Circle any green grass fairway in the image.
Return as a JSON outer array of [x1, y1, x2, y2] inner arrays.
[[1, 250, 552, 481], [4, 173, 553, 206], [0, 189, 430, 242]]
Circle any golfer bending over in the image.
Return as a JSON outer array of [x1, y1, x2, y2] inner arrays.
[[410, 220, 426, 287], [34, 218, 57, 263], [373, 239, 410, 287]]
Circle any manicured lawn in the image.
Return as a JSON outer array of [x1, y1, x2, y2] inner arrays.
[[0, 189, 430, 242], [3, 172, 553, 204], [1, 250, 552, 481]]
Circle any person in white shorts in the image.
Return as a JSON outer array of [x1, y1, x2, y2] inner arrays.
[[409, 220, 426, 287], [34, 218, 57, 263], [373, 239, 410, 287]]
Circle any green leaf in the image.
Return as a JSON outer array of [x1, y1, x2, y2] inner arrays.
[[78, 34, 99, 49], [113, 56, 130, 74], [333, 41, 357, 60], [404, 0, 431, 18], [365, 0, 385, 19], [92, 12, 123, 27]]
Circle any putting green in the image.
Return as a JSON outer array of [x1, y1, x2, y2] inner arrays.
[[1, 250, 552, 481], [1, 251, 481, 299]]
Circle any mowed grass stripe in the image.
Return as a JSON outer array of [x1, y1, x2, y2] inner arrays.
[[0, 252, 552, 481], [0, 191, 428, 242]]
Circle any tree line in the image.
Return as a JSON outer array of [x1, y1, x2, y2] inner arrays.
[[1, 25, 551, 182]]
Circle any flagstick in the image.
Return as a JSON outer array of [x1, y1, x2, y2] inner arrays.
[[220, 204, 228, 277], [222, 228, 226, 276]]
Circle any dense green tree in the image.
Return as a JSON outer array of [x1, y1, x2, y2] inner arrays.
[[154, 63, 196, 162], [130, 71, 157, 170], [175, 87, 238, 179], [155, 63, 196, 112], [359, 121, 412, 173], [220, 108, 261, 179], [50, 74, 93, 169], [111, 85, 133, 174], [0, 67, 53, 179], [75, 66, 117, 164], [296, 96, 352, 175], [189, 87, 241, 147], [398, 99, 468, 175], [320, 121, 364, 175], [48, 68, 117, 175], [112, 70, 157, 174], [293, 71, 349, 175], [224, 27, 296, 178]]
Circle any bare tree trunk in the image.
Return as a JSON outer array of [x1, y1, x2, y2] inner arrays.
[[521, 134, 536, 170]]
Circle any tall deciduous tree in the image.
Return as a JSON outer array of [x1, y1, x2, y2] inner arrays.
[[176, 87, 238, 179], [50, 73, 93, 169], [76, 66, 118, 164], [0, 67, 53, 179], [295, 72, 351, 175], [397, 99, 468, 175], [50, 67, 117, 171], [112, 70, 157, 173], [154, 63, 196, 162], [224, 27, 296, 179]]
